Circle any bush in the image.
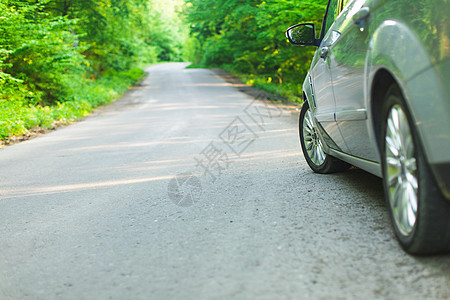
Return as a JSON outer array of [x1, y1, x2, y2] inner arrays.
[[0, 68, 146, 141]]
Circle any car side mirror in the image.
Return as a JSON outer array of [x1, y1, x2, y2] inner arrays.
[[286, 23, 320, 46]]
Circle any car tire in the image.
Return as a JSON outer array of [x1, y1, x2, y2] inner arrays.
[[381, 84, 450, 255], [299, 101, 350, 174]]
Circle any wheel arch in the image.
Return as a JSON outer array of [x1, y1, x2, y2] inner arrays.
[[367, 19, 437, 158], [369, 68, 398, 151], [367, 20, 450, 198], [367, 19, 448, 163]]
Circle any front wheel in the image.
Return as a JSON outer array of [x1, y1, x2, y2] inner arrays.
[[381, 85, 450, 254], [299, 101, 350, 174]]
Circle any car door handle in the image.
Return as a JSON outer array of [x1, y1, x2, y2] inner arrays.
[[353, 7, 370, 30], [319, 47, 329, 60]]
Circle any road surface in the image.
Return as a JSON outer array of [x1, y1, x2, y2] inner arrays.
[[0, 63, 448, 299]]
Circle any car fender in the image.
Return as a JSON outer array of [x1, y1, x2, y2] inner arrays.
[[367, 20, 450, 196]]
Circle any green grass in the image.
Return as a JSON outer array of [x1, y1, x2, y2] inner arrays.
[[185, 63, 206, 69], [0, 68, 145, 141], [243, 75, 303, 103], [184, 62, 303, 103], [221, 67, 303, 104]]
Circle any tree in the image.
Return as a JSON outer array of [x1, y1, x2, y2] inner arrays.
[[185, 0, 328, 92]]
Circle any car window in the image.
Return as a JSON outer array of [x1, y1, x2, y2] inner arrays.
[[337, 0, 350, 14], [324, 0, 339, 34], [323, 0, 351, 34]]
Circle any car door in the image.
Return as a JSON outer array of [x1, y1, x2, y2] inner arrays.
[[327, 0, 379, 161], [310, 0, 349, 153]]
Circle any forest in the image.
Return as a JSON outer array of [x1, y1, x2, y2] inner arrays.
[[0, 0, 327, 141]]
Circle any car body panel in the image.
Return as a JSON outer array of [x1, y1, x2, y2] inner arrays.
[[367, 0, 450, 196], [327, 0, 377, 161], [299, 0, 449, 196], [309, 43, 351, 153]]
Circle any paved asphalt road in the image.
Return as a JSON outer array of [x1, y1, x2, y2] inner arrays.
[[0, 63, 448, 299]]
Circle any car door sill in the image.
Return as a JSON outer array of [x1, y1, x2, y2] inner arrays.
[[335, 109, 367, 121], [328, 148, 382, 177], [315, 112, 335, 122]]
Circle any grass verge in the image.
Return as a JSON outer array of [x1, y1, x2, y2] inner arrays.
[[220, 67, 303, 104], [0, 68, 145, 145], [187, 64, 303, 104]]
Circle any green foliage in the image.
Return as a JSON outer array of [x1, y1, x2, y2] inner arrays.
[[182, 36, 203, 64], [0, 68, 145, 140], [185, 0, 328, 101], [1, 1, 87, 104], [0, 0, 187, 141]]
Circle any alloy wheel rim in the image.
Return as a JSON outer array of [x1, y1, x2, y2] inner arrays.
[[385, 104, 418, 236], [303, 108, 326, 166]]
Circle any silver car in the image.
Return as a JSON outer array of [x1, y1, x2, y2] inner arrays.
[[286, 0, 449, 254]]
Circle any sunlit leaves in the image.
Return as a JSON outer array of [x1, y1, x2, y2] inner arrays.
[[185, 0, 328, 90], [0, 0, 188, 107]]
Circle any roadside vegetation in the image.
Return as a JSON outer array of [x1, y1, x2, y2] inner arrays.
[[1, 0, 326, 142], [0, 0, 188, 142], [184, 0, 328, 102]]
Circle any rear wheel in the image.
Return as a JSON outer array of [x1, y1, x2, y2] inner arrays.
[[299, 101, 350, 173], [381, 85, 450, 254]]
